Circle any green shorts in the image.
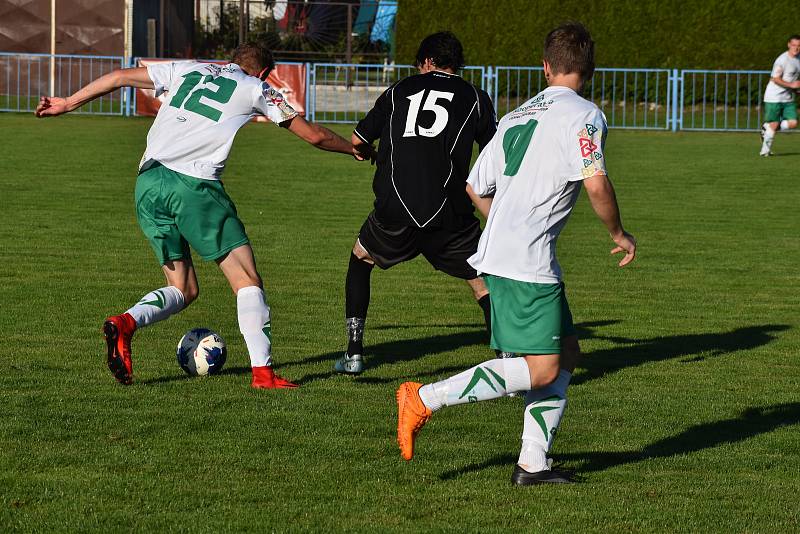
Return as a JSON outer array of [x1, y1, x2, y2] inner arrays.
[[135, 163, 249, 265], [764, 101, 798, 123], [484, 274, 576, 355]]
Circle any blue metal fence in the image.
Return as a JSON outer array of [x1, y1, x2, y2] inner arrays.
[[493, 66, 674, 130], [0, 52, 126, 114], [680, 69, 770, 131], [306, 62, 486, 123], [0, 52, 785, 132]]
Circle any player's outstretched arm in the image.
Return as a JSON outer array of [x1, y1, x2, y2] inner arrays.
[[583, 173, 636, 267], [35, 67, 153, 117], [283, 116, 358, 156]]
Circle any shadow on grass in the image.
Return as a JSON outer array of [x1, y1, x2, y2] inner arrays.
[[438, 402, 800, 480], [292, 320, 623, 385], [292, 330, 488, 385], [574, 324, 790, 385], [139, 323, 788, 386], [137, 320, 622, 386]]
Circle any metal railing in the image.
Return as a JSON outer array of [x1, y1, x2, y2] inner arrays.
[[493, 66, 673, 130], [680, 70, 770, 131], [0, 52, 126, 114], [306, 63, 486, 123], [0, 52, 791, 132]]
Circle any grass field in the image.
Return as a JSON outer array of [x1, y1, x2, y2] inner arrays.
[[2, 113, 799, 532]]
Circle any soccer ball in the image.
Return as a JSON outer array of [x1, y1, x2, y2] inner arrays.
[[176, 328, 227, 376]]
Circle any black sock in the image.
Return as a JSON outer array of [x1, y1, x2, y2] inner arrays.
[[478, 293, 492, 339], [478, 294, 503, 356], [345, 253, 373, 354]]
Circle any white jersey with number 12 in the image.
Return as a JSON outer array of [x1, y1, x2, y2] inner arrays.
[[140, 61, 297, 180]]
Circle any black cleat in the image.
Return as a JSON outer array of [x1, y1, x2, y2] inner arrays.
[[511, 464, 574, 486]]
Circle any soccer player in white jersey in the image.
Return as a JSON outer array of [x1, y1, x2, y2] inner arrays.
[[35, 43, 365, 388], [760, 35, 800, 156], [395, 23, 637, 485]]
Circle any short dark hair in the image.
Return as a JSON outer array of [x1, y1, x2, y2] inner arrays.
[[789, 34, 800, 42], [231, 42, 275, 78], [543, 23, 595, 81], [415, 31, 465, 71]]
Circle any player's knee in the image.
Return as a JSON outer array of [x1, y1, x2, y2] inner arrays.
[[471, 285, 488, 300], [352, 241, 375, 264], [524, 356, 560, 389], [230, 274, 262, 294], [789, 120, 798, 129], [532, 366, 560, 389], [182, 285, 199, 305]]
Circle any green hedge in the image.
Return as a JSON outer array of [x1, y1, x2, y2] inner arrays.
[[397, 0, 797, 69]]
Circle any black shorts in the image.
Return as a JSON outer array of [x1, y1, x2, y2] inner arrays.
[[357, 211, 481, 280]]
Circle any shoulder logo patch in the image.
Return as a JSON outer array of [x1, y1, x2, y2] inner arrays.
[[579, 137, 597, 157]]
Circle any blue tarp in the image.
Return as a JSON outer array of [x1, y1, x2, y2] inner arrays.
[[370, 0, 397, 44]]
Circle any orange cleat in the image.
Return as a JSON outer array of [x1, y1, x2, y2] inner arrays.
[[103, 313, 137, 385], [396, 382, 432, 461], [251, 366, 299, 389]]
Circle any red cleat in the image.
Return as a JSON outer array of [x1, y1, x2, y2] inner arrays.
[[103, 313, 137, 385], [251, 366, 298, 389]]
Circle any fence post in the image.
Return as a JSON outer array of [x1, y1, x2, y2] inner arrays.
[[308, 64, 315, 122], [485, 66, 493, 103], [304, 62, 311, 120], [671, 68, 680, 132]]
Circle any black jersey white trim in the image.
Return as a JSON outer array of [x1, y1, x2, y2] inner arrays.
[[353, 129, 370, 144], [388, 73, 482, 228]]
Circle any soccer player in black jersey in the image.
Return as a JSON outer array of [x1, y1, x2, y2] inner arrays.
[[335, 32, 498, 374]]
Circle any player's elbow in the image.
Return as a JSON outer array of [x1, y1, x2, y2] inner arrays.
[[108, 69, 127, 87], [307, 128, 332, 147]]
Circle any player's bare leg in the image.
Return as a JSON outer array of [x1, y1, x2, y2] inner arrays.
[[335, 239, 375, 375], [217, 244, 297, 388], [103, 257, 195, 385]]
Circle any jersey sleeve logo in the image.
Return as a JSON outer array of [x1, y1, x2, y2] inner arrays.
[[578, 125, 604, 178], [579, 137, 597, 157], [262, 84, 298, 121], [263, 85, 284, 104]]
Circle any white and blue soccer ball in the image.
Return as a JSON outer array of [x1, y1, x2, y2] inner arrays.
[[176, 328, 227, 376]]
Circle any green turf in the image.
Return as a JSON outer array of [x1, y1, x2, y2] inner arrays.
[[1, 113, 799, 532]]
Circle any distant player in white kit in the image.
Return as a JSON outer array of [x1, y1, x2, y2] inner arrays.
[[760, 35, 800, 156], [35, 43, 366, 388], [395, 23, 637, 485]]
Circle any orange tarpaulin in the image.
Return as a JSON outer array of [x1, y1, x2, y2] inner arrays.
[[135, 59, 306, 121]]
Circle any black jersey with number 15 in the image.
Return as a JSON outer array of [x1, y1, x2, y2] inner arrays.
[[354, 71, 496, 228]]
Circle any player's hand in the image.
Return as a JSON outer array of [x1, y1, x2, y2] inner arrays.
[[35, 96, 69, 117], [353, 142, 377, 164], [610, 231, 636, 267]]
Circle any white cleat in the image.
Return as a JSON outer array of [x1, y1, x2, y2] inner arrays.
[[334, 352, 364, 375]]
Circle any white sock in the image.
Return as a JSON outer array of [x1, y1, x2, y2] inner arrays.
[[125, 286, 184, 328], [518, 369, 572, 472], [237, 286, 272, 367], [780, 119, 790, 130], [761, 125, 776, 153], [418, 358, 531, 412]]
